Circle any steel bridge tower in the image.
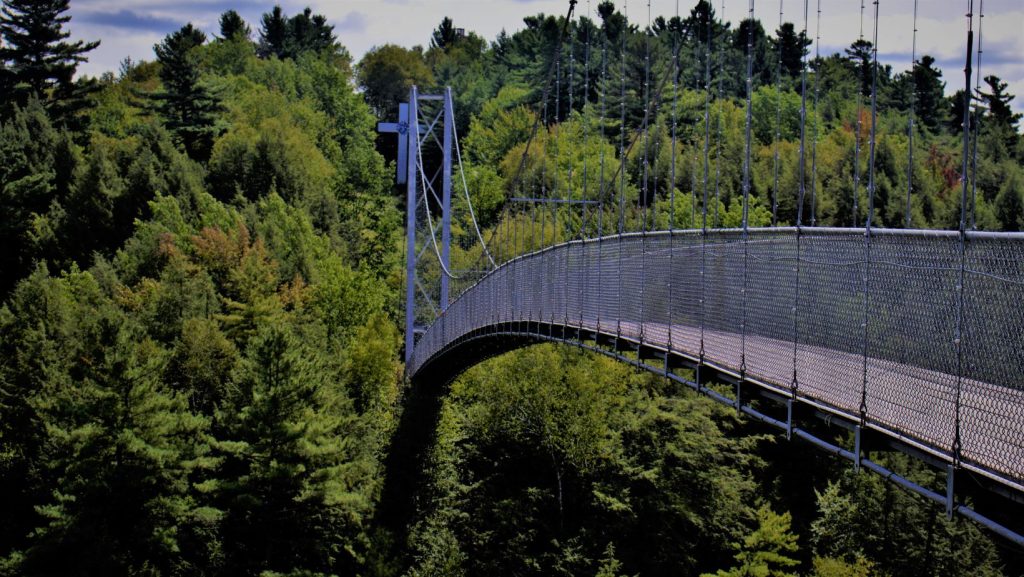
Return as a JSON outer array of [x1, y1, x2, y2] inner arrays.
[[379, 87, 456, 364]]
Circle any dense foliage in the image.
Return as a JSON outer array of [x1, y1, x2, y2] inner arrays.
[[0, 0, 1021, 575]]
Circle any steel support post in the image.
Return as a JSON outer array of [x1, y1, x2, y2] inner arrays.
[[404, 87, 420, 365], [441, 88, 454, 311]]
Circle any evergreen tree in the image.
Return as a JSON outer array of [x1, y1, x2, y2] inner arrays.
[[597, 1, 629, 47], [0, 270, 217, 575], [978, 75, 1022, 155], [257, 5, 288, 59], [431, 17, 459, 53], [845, 39, 873, 96], [152, 24, 221, 161], [995, 169, 1024, 231], [979, 75, 1022, 131], [219, 9, 251, 41], [215, 323, 373, 575], [912, 55, 945, 129], [947, 89, 972, 135], [771, 22, 811, 82], [683, 0, 722, 44], [703, 505, 800, 577], [0, 0, 99, 125], [735, 18, 772, 89], [257, 6, 339, 61], [0, 36, 9, 96], [286, 7, 337, 57], [0, 99, 70, 296], [19, 325, 216, 575]]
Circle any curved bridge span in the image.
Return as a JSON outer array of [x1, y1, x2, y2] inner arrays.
[[410, 227, 1024, 537]]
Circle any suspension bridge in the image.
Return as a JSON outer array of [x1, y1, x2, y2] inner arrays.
[[383, 0, 1024, 545]]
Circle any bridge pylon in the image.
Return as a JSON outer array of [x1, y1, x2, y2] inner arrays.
[[380, 87, 456, 365]]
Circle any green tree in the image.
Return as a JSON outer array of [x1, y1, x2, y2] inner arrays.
[[978, 75, 1022, 155], [165, 317, 237, 415], [0, 99, 73, 296], [947, 89, 973, 135], [810, 556, 876, 577], [979, 75, 1021, 132], [285, 7, 339, 59], [595, 542, 630, 577], [431, 17, 460, 53], [357, 44, 433, 118], [257, 5, 288, 59], [215, 323, 374, 575], [152, 24, 221, 161], [0, 0, 99, 125], [735, 18, 773, 90], [257, 6, 341, 62], [464, 85, 535, 166], [18, 328, 216, 575], [0, 269, 217, 575], [219, 10, 251, 41], [703, 505, 800, 577], [771, 22, 811, 82], [995, 168, 1024, 231], [912, 55, 945, 130], [845, 39, 873, 97]]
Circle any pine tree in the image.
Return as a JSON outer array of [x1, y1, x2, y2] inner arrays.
[[980, 75, 1022, 131], [0, 270, 217, 575], [23, 325, 216, 575], [947, 89, 972, 135], [0, 0, 99, 125], [431, 17, 459, 53], [215, 323, 374, 575], [0, 36, 9, 96], [152, 23, 221, 161], [912, 55, 945, 129], [995, 169, 1024, 231], [703, 505, 801, 577], [257, 5, 288, 59], [257, 6, 339, 61], [772, 22, 811, 82], [735, 18, 772, 89], [219, 10, 251, 41], [979, 75, 1022, 154], [845, 39, 873, 97], [0, 99, 67, 296]]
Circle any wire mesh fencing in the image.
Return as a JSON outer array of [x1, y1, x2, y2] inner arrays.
[[410, 228, 1024, 491]]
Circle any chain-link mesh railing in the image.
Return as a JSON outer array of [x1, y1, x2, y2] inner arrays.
[[410, 228, 1024, 491]]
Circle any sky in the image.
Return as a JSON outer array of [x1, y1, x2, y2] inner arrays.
[[66, 0, 1024, 113]]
